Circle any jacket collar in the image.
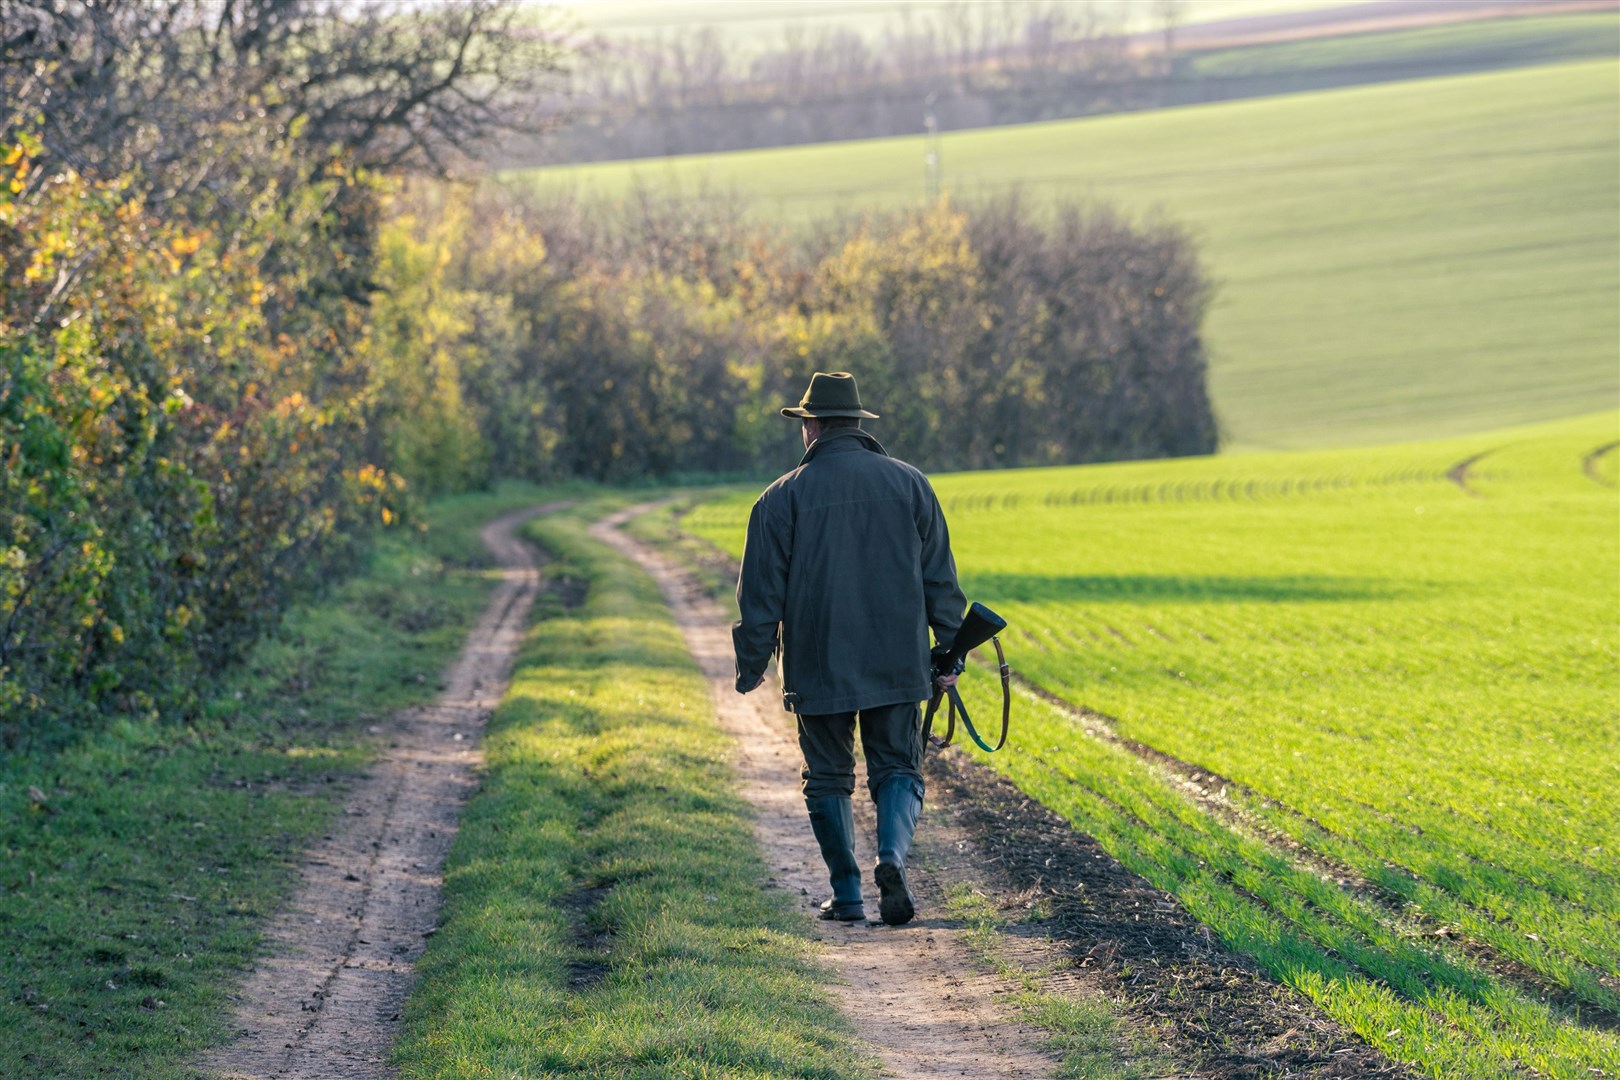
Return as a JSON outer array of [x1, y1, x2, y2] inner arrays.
[[798, 427, 890, 467]]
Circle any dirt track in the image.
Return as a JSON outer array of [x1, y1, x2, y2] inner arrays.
[[596, 502, 1413, 1080], [592, 505, 1069, 1079], [197, 497, 1410, 1079], [197, 503, 563, 1080]]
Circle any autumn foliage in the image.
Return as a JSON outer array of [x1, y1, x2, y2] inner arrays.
[[0, 5, 1214, 742]]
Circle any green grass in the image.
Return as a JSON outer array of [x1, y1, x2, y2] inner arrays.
[[1186, 11, 1620, 79], [391, 500, 874, 1080], [513, 59, 1620, 451], [940, 885, 1174, 1080], [679, 410, 1620, 1077], [0, 483, 563, 1079]]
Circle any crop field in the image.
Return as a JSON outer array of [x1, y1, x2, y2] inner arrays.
[[515, 58, 1620, 452], [1184, 10, 1620, 79], [565, 0, 1341, 44], [678, 410, 1620, 1077]]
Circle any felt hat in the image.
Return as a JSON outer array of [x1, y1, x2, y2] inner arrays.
[[780, 371, 879, 419]]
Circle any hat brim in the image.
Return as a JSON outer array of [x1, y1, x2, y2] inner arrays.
[[781, 406, 880, 419]]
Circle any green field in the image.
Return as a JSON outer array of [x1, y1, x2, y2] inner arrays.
[[1185, 11, 1620, 79], [514, 59, 1620, 451], [680, 410, 1620, 1077], [565, 0, 1342, 43]]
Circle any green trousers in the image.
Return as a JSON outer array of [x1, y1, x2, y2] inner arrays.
[[797, 700, 925, 802]]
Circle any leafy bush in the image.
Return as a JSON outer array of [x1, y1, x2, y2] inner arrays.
[[0, 136, 399, 744], [411, 187, 1217, 480]]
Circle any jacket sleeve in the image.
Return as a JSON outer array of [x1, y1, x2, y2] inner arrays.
[[917, 479, 966, 650], [733, 493, 791, 691]]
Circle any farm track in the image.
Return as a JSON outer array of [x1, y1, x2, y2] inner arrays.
[[1008, 675, 1620, 1034], [591, 504, 1066, 1080], [197, 503, 567, 1080], [636, 507, 1421, 1079]]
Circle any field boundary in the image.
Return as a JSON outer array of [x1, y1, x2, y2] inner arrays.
[[1005, 671, 1620, 1032], [197, 502, 566, 1080]]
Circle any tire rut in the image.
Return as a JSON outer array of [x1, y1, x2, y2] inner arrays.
[[197, 502, 567, 1080]]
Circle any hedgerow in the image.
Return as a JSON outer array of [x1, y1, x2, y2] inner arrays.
[[0, 134, 399, 743]]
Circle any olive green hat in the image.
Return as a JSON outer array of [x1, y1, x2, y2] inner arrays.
[[780, 371, 879, 419]]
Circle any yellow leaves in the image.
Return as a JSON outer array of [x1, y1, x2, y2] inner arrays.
[[4, 144, 22, 167], [380, 507, 394, 526], [355, 464, 389, 492], [170, 234, 203, 257], [273, 391, 308, 419]]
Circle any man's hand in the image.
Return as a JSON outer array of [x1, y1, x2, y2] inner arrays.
[[739, 675, 765, 694], [934, 672, 958, 690]]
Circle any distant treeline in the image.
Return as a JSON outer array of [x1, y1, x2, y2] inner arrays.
[[514, 4, 1614, 166], [1, 0, 1213, 743], [520, 1, 1156, 165]]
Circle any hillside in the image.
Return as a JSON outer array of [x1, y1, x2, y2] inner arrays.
[[513, 59, 1620, 450]]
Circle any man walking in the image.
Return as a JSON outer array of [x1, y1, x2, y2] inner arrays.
[[733, 371, 965, 926]]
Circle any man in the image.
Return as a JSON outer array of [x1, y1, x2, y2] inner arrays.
[[733, 371, 965, 926]]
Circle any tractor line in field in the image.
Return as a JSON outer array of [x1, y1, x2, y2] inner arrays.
[[591, 503, 1068, 1080], [1581, 441, 1619, 488], [198, 503, 567, 1080], [1006, 670, 1620, 1033], [1445, 449, 1496, 495], [923, 746, 1415, 1078]]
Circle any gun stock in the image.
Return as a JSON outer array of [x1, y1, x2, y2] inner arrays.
[[941, 601, 1007, 673]]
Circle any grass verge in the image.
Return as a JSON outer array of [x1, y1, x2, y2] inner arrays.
[[390, 499, 875, 1080], [0, 482, 563, 1079], [941, 884, 1174, 1080]]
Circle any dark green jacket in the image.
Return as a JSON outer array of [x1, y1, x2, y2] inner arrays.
[[733, 428, 965, 714]]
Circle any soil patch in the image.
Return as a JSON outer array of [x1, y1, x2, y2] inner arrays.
[[927, 748, 1415, 1079], [196, 503, 566, 1080]]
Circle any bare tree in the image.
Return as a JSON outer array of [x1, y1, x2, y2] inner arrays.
[[0, 0, 571, 182]]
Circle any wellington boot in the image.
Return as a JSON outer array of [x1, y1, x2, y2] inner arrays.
[[873, 776, 923, 926], [806, 796, 864, 921]]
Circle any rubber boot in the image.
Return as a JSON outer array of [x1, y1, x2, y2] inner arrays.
[[873, 775, 922, 926], [806, 796, 864, 921]]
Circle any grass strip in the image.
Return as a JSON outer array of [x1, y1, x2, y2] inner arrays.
[[965, 678, 1620, 1079], [940, 884, 1176, 1080], [391, 501, 875, 1080], [0, 482, 565, 1079]]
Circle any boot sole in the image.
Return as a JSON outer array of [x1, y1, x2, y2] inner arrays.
[[819, 906, 866, 921], [874, 862, 915, 926]]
